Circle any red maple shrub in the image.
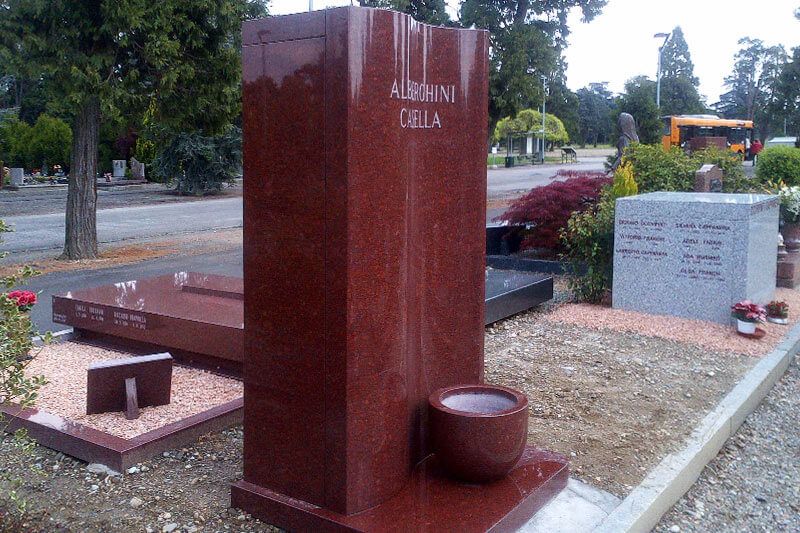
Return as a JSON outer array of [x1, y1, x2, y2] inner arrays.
[[497, 171, 610, 251]]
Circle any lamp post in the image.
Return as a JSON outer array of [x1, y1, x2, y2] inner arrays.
[[654, 32, 671, 109], [540, 75, 547, 164]]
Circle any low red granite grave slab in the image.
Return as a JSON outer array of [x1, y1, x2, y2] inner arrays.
[[52, 272, 243, 374]]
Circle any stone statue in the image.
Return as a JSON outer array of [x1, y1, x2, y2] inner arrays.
[[611, 112, 639, 171]]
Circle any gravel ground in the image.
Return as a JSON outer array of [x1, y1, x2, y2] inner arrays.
[[654, 358, 800, 533], [25, 342, 242, 439], [0, 276, 786, 531]]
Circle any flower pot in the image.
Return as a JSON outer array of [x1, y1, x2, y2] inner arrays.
[[780, 222, 800, 253], [429, 384, 528, 483], [736, 319, 757, 334], [767, 316, 789, 325]]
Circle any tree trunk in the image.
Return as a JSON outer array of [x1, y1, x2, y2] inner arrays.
[[62, 96, 100, 260]]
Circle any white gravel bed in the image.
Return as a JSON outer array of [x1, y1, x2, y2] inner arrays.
[[23, 341, 242, 439], [654, 358, 800, 533]]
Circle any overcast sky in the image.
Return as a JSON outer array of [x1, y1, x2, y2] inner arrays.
[[270, 0, 800, 104]]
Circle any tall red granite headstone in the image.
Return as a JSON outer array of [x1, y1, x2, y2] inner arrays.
[[233, 7, 567, 531]]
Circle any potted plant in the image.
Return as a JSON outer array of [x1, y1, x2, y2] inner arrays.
[[778, 186, 800, 252], [766, 300, 789, 324], [731, 300, 766, 335]]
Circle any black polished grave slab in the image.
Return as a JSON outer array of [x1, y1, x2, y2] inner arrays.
[[485, 269, 553, 324]]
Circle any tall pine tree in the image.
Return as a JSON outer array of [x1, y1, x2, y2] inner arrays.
[[658, 26, 705, 115]]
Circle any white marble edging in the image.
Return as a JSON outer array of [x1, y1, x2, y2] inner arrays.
[[593, 321, 800, 533], [31, 328, 75, 347]]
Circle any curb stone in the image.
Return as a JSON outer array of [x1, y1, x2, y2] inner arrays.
[[593, 321, 800, 533]]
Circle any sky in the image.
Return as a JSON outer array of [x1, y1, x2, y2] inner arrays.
[[270, 0, 800, 105]]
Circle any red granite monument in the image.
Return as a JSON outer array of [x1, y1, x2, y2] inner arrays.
[[232, 7, 567, 531]]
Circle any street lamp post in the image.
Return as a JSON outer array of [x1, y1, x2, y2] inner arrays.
[[540, 75, 547, 164], [654, 32, 671, 109]]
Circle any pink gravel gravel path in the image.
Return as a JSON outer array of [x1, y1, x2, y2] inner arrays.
[[544, 288, 800, 357], [24, 341, 242, 439]]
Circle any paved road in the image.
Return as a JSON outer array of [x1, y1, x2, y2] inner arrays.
[[2, 197, 243, 254], [0, 182, 241, 217], [486, 158, 606, 195], [24, 250, 243, 333]]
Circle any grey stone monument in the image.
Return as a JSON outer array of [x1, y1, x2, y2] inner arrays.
[[612, 192, 779, 324], [9, 167, 24, 187], [130, 157, 146, 180], [112, 160, 126, 179]]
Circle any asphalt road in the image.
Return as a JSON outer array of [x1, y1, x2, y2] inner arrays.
[[2, 197, 243, 254], [24, 250, 243, 334], [486, 157, 606, 194]]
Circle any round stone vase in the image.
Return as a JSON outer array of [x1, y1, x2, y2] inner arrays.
[[736, 319, 757, 334], [429, 384, 529, 483], [780, 222, 800, 253]]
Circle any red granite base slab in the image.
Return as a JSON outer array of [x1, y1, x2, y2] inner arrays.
[[0, 398, 243, 472], [231, 447, 568, 533]]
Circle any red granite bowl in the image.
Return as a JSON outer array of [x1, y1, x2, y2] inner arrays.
[[429, 384, 529, 483]]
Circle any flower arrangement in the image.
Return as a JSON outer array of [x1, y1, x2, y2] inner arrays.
[[5, 290, 37, 312], [731, 300, 766, 323], [778, 185, 800, 224], [766, 300, 789, 319]]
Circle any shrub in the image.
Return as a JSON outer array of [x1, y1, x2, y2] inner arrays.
[[623, 143, 751, 193], [756, 146, 800, 186], [560, 165, 639, 303], [152, 127, 242, 195], [622, 144, 696, 192], [26, 114, 72, 171], [498, 171, 610, 250], [0, 117, 32, 168]]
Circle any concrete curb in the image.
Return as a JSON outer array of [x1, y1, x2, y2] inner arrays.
[[594, 321, 800, 533], [31, 328, 74, 346]]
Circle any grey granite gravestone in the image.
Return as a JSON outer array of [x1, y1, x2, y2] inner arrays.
[[112, 160, 126, 179], [612, 192, 779, 324], [9, 168, 23, 186]]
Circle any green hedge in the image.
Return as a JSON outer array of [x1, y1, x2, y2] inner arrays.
[[756, 146, 800, 186], [0, 114, 72, 171]]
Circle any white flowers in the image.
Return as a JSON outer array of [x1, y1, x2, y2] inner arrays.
[[779, 186, 800, 224]]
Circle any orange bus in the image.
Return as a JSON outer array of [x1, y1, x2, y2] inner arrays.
[[661, 115, 754, 157]]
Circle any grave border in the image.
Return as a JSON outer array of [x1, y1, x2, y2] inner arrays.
[[1, 330, 244, 472]]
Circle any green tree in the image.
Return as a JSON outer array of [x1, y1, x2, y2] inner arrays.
[[27, 114, 72, 171], [492, 109, 568, 145], [616, 76, 661, 144], [718, 38, 787, 139], [359, 0, 451, 25], [546, 81, 580, 143], [0, 0, 265, 260], [772, 47, 800, 139], [658, 26, 705, 115], [460, 0, 607, 131], [576, 82, 614, 147]]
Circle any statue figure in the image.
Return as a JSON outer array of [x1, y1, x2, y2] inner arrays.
[[611, 112, 639, 171]]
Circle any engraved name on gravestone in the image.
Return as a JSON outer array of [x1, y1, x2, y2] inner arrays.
[[612, 192, 779, 324]]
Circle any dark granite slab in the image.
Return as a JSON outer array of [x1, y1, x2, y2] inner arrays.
[[485, 269, 553, 325]]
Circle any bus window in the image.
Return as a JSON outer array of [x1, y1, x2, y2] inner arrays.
[[662, 118, 672, 136], [728, 128, 746, 144]]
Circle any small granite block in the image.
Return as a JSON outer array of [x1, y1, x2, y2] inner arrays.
[[86, 353, 173, 415], [612, 192, 779, 324]]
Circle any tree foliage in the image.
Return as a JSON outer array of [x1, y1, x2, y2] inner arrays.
[[615, 76, 661, 145], [576, 83, 614, 146], [658, 26, 705, 115], [152, 127, 242, 196], [718, 38, 787, 139], [0, 0, 265, 259], [493, 109, 569, 145], [359, 0, 451, 25], [460, 0, 607, 130]]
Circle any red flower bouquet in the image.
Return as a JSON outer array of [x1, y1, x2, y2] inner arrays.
[[5, 290, 37, 312], [730, 300, 766, 323]]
